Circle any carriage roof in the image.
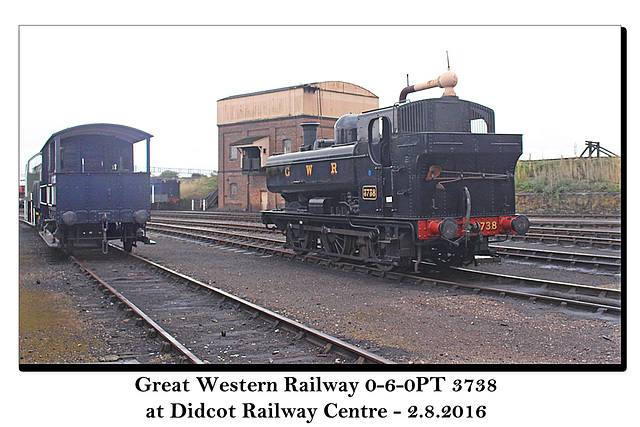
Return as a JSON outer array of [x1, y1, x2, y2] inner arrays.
[[44, 123, 153, 148]]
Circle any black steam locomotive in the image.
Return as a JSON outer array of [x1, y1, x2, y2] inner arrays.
[[261, 70, 529, 270], [24, 123, 155, 253]]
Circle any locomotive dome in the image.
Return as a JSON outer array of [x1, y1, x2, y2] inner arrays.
[[334, 114, 358, 144]]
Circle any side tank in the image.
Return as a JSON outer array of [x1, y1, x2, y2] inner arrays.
[[265, 117, 360, 204]]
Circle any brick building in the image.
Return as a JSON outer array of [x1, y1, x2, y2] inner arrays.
[[217, 81, 378, 211]]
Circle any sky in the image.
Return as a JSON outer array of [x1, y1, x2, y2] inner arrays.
[[18, 25, 622, 176]]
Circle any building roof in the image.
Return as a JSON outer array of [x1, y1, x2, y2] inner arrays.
[[229, 135, 268, 146], [217, 81, 379, 125], [218, 81, 377, 101]]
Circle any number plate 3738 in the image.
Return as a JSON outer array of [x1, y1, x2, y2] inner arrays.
[[362, 185, 377, 200]]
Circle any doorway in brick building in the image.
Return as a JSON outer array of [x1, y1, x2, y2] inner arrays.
[[260, 190, 268, 211]]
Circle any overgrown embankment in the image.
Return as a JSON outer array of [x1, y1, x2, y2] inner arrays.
[[152, 173, 218, 210], [515, 157, 621, 214], [180, 175, 218, 199]]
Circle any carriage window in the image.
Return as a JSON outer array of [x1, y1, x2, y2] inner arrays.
[[26, 153, 42, 181], [470, 118, 488, 134], [59, 141, 81, 172], [133, 140, 149, 172], [82, 150, 103, 172], [99, 141, 131, 172]]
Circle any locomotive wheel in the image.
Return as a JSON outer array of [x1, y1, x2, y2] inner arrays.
[[374, 261, 395, 272], [321, 232, 354, 261], [368, 239, 395, 272], [286, 226, 312, 254]]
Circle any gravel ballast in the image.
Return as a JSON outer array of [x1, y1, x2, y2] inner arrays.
[[19, 223, 182, 365], [135, 232, 621, 365], [19, 223, 623, 365]]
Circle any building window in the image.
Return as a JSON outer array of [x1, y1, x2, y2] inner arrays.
[[241, 147, 261, 172], [283, 139, 292, 154], [230, 147, 238, 160], [229, 183, 238, 199]]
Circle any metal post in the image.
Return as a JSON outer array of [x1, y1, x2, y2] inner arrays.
[[246, 172, 251, 212], [146, 138, 151, 173], [54, 136, 61, 173]]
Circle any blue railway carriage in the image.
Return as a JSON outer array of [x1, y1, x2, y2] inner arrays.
[[25, 123, 154, 253]]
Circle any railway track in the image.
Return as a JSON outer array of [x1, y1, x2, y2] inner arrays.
[[152, 210, 622, 237], [510, 227, 620, 249], [153, 210, 262, 223], [151, 215, 270, 234], [146, 220, 621, 316], [527, 226, 621, 240], [153, 211, 621, 226], [148, 215, 622, 274], [69, 245, 392, 365], [527, 219, 621, 231], [493, 245, 621, 274], [527, 213, 621, 220], [442, 267, 620, 314], [152, 215, 623, 250]]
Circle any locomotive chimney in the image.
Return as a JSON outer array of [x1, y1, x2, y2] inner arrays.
[[399, 69, 458, 102], [300, 122, 319, 151]]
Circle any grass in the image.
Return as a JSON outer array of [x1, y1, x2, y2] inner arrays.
[[515, 157, 621, 194], [179, 175, 218, 199]]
